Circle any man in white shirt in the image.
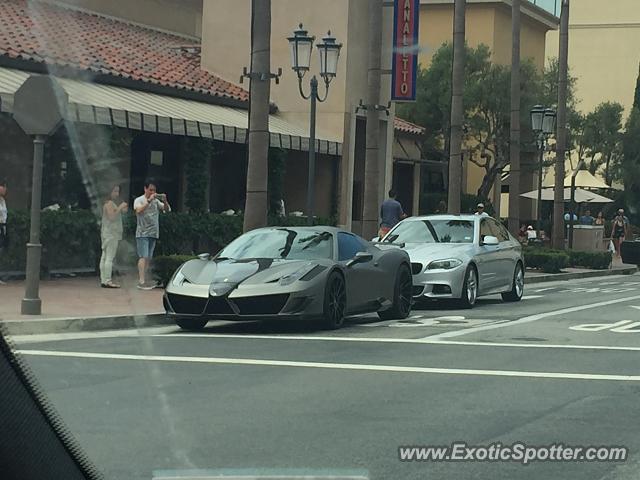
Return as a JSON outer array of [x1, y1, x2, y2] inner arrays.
[[475, 203, 489, 217], [134, 179, 170, 289]]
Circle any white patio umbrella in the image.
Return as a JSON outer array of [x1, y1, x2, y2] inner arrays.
[[562, 170, 612, 189], [520, 187, 613, 203]]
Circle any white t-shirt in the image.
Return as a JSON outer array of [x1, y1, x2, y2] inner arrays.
[[0, 197, 6, 224], [475, 211, 489, 217]]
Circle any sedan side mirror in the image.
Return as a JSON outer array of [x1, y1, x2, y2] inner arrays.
[[197, 252, 211, 260], [371, 237, 380, 242], [482, 235, 499, 246], [347, 251, 374, 268]]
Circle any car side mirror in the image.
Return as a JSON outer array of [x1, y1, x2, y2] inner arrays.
[[482, 235, 499, 246], [347, 251, 374, 267], [371, 237, 380, 242], [197, 252, 211, 260]]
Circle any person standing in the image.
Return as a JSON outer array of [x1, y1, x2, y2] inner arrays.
[[134, 179, 170, 289], [611, 210, 626, 258], [475, 203, 489, 217], [579, 209, 594, 225], [594, 211, 605, 226], [100, 185, 127, 288], [378, 189, 406, 239], [0, 179, 7, 285]]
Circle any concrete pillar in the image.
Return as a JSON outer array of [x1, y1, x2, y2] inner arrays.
[[493, 174, 502, 218], [338, 110, 357, 230]]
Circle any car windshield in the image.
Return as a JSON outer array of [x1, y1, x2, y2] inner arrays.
[[384, 219, 475, 244], [217, 229, 333, 260]]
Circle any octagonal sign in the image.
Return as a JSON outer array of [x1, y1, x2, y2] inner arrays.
[[13, 75, 68, 136]]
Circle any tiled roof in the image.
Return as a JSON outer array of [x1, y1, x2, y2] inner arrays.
[[0, 0, 249, 102], [394, 116, 425, 136]]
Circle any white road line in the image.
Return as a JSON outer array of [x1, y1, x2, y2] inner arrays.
[[522, 295, 543, 300], [8, 326, 177, 345], [15, 349, 640, 382], [423, 294, 640, 340]]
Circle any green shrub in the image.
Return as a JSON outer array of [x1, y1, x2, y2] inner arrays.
[[1, 210, 337, 274], [152, 254, 197, 286], [524, 249, 569, 273], [524, 247, 612, 272]]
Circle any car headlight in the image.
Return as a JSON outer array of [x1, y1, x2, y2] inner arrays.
[[279, 263, 317, 286], [427, 258, 463, 270]]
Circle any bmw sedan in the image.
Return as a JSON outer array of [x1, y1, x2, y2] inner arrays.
[[164, 226, 413, 330], [380, 215, 524, 308]]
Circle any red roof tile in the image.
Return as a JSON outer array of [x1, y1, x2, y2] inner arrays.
[[394, 116, 425, 136], [0, 0, 249, 102]]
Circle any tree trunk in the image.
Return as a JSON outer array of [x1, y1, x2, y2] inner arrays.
[[447, 0, 466, 214], [361, 0, 383, 240], [507, 0, 521, 235], [477, 164, 500, 201], [553, 0, 569, 249], [243, 0, 271, 232]]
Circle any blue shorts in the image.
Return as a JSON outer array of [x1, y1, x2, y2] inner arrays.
[[136, 237, 157, 259]]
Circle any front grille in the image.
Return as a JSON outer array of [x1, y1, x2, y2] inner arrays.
[[205, 297, 235, 315], [411, 262, 423, 275], [412, 285, 424, 297], [167, 293, 207, 315], [233, 294, 289, 315]]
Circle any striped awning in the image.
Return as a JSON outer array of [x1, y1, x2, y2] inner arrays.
[[0, 67, 342, 156]]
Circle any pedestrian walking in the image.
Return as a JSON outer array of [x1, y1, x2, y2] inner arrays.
[[379, 189, 406, 239], [100, 185, 127, 288], [134, 179, 170, 290], [0, 179, 7, 285], [611, 210, 626, 258], [475, 203, 489, 217]]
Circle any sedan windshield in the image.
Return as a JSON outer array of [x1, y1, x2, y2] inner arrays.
[[384, 219, 475, 244], [217, 229, 333, 260]]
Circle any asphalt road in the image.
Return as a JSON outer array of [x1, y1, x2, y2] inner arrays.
[[11, 273, 640, 480]]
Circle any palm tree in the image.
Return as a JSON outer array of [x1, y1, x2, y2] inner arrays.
[[362, 0, 383, 239], [507, 0, 521, 234], [243, 0, 271, 232], [447, 0, 466, 214]]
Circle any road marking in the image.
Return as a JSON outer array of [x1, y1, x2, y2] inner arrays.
[[423, 294, 640, 340], [570, 320, 640, 333], [15, 349, 640, 382], [522, 295, 543, 300], [632, 306, 640, 311], [533, 287, 555, 293]]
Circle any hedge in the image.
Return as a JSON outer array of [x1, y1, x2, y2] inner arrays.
[[152, 254, 197, 286], [524, 247, 612, 273], [524, 250, 569, 273], [0, 210, 336, 274]]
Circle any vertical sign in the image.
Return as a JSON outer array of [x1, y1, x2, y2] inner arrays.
[[392, 0, 419, 101]]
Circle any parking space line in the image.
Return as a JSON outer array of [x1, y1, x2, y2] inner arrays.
[[16, 349, 640, 382], [423, 294, 640, 340]]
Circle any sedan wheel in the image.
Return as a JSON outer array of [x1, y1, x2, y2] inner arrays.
[[322, 272, 346, 330], [502, 263, 524, 302], [458, 266, 478, 309]]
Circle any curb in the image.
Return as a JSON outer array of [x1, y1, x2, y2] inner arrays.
[[525, 266, 638, 284], [1, 313, 170, 336]]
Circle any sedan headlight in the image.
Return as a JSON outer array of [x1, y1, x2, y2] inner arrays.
[[279, 263, 317, 286], [427, 258, 463, 270]]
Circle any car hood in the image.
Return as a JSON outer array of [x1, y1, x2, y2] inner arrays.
[[400, 242, 472, 262], [177, 258, 318, 286]]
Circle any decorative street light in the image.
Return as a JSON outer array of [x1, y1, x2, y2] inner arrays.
[[288, 24, 342, 225], [531, 105, 556, 240]]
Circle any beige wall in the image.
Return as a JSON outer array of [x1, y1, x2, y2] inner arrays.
[[49, 0, 203, 38], [546, 0, 640, 116], [202, 0, 395, 228], [418, 1, 553, 198]]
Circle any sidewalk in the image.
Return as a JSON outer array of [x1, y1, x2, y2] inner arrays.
[[0, 275, 168, 335], [526, 257, 638, 284]]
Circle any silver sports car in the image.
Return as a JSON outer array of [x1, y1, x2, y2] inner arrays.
[[379, 215, 524, 308], [164, 226, 413, 330]]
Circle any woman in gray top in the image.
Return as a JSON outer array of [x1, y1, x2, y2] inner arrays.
[[100, 185, 128, 288]]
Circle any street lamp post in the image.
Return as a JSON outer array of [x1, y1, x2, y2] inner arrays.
[[288, 25, 342, 225], [530, 105, 556, 240]]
